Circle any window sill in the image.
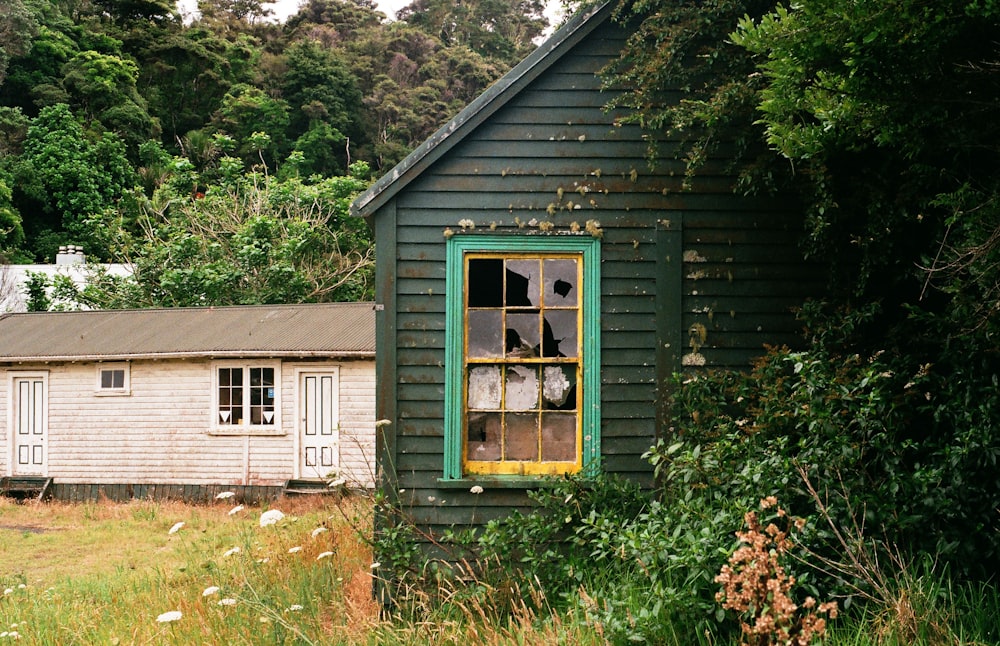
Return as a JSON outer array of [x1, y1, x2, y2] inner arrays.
[[435, 477, 569, 489], [208, 428, 286, 437], [94, 390, 131, 397]]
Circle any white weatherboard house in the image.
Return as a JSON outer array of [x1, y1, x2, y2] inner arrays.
[[0, 303, 376, 501]]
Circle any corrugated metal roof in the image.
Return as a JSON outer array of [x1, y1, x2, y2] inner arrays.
[[350, 1, 613, 219], [0, 303, 376, 362]]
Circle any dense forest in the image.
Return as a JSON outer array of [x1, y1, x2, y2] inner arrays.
[[0, 0, 549, 305]]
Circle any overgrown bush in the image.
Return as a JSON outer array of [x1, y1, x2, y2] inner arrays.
[[378, 302, 1000, 643]]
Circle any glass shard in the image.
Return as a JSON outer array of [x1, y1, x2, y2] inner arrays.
[[541, 413, 576, 461], [544, 259, 577, 306], [506, 312, 540, 357], [506, 413, 539, 461], [468, 310, 503, 358], [506, 259, 540, 306], [467, 412, 502, 461]]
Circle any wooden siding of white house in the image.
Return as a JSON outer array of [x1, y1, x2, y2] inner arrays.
[[0, 359, 375, 489]]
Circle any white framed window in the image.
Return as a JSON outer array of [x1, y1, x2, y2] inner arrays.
[[95, 363, 130, 395], [211, 362, 281, 434]]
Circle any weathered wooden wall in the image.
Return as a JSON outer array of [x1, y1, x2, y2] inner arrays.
[[0, 358, 376, 489]]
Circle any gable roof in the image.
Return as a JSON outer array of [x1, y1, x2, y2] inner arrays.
[[0, 302, 375, 362], [351, 1, 614, 218]]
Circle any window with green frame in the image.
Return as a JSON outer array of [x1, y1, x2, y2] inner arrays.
[[443, 235, 601, 479]]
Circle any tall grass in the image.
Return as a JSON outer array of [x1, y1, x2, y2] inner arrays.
[[0, 495, 377, 644], [2, 495, 998, 645]]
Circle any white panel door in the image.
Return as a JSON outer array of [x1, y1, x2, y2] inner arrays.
[[299, 371, 339, 479], [12, 375, 47, 476]]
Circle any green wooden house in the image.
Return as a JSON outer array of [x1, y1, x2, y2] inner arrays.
[[352, 2, 821, 551]]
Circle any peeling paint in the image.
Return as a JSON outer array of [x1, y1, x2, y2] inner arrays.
[[683, 250, 707, 263]]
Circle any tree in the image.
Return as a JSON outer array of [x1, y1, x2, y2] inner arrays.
[[397, 0, 547, 65], [0, 178, 25, 254], [0, 0, 39, 85], [729, 1, 1000, 321], [279, 38, 364, 171], [61, 49, 158, 151], [77, 162, 374, 308], [13, 103, 136, 260]]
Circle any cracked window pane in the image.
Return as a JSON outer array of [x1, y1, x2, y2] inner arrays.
[[506, 413, 539, 460], [468, 259, 503, 307], [468, 310, 503, 358], [541, 310, 578, 358], [505, 365, 538, 410], [506, 260, 540, 306], [541, 413, 576, 461], [468, 366, 501, 409], [467, 412, 501, 461], [506, 312, 540, 357], [542, 365, 576, 410], [544, 259, 577, 307]]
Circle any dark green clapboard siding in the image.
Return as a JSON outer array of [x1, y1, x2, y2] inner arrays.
[[376, 10, 819, 545]]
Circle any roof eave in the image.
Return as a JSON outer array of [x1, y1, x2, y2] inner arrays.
[[0, 350, 376, 363], [351, 1, 614, 219]]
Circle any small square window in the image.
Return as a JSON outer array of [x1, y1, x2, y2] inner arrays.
[[212, 363, 280, 434], [96, 363, 130, 395]]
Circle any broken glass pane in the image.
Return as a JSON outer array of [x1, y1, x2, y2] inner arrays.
[[468, 310, 503, 358], [506, 312, 540, 357], [505, 365, 538, 410], [541, 310, 578, 358], [540, 413, 577, 461], [542, 365, 576, 409], [467, 412, 502, 461], [506, 413, 539, 460], [468, 366, 502, 409], [468, 259, 504, 307], [544, 259, 577, 307], [506, 260, 540, 306]]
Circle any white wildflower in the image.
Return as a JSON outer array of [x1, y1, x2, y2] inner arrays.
[[2, 589, 11, 596], [469, 485, 484, 494], [288, 604, 303, 612], [317, 551, 334, 560], [328, 478, 346, 488], [202, 586, 220, 597], [259, 509, 284, 527], [374, 419, 392, 428], [288, 546, 302, 554], [223, 546, 241, 557], [156, 610, 182, 623], [370, 562, 380, 569], [311, 527, 328, 538], [168, 522, 185, 535], [215, 491, 235, 500], [228, 505, 244, 516], [218, 598, 237, 606]]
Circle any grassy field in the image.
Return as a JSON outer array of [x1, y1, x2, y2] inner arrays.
[[0, 495, 602, 645], [0, 494, 380, 645]]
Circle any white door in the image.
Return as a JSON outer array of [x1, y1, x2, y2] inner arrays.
[[12, 374, 47, 476], [299, 371, 339, 479]]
